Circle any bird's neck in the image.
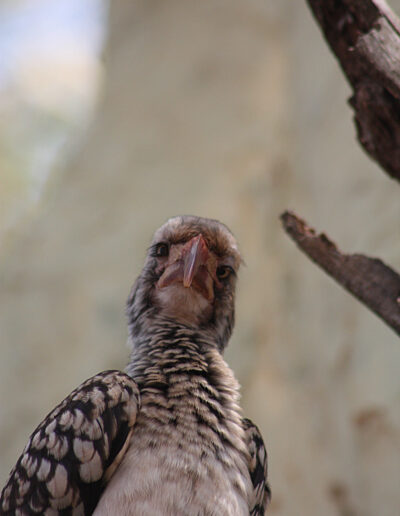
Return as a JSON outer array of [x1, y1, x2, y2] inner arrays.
[[125, 316, 247, 476], [126, 316, 237, 396]]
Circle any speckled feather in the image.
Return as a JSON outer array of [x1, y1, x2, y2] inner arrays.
[[1, 216, 270, 515], [0, 371, 140, 515], [243, 419, 271, 514]]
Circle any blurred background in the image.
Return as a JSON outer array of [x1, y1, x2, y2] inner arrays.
[[0, 0, 399, 514]]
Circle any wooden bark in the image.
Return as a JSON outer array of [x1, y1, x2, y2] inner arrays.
[[281, 211, 400, 336], [306, 0, 400, 181]]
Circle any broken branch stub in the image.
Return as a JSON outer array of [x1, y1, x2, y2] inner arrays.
[[281, 210, 400, 337]]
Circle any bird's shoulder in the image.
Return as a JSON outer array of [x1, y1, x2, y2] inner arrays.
[[242, 417, 271, 515], [0, 370, 140, 516]]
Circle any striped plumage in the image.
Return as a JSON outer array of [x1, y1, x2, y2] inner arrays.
[[1, 215, 270, 515]]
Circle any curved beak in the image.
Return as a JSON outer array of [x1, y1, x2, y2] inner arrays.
[[182, 234, 209, 287], [157, 234, 214, 301]]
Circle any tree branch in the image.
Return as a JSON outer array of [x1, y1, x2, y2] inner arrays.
[[306, 0, 400, 182], [281, 210, 400, 336]]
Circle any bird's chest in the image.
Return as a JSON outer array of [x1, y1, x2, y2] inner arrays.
[[94, 377, 252, 516]]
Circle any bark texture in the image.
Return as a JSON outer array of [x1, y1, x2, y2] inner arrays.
[[307, 0, 400, 181], [281, 210, 400, 336]]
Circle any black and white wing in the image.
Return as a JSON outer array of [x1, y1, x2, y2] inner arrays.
[[243, 418, 271, 515], [0, 370, 140, 516]]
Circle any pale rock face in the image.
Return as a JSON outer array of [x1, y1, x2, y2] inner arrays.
[[1, 1, 400, 516]]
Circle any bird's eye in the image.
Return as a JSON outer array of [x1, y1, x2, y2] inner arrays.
[[154, 243, 169, 257], [216, 265, 234, 280]]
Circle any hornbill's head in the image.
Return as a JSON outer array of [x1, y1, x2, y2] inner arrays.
[[127, 216, 242, 350]]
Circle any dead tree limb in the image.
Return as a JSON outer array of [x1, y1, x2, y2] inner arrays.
[[306, 0, 400, 182], [281, 211, 400, 336]]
